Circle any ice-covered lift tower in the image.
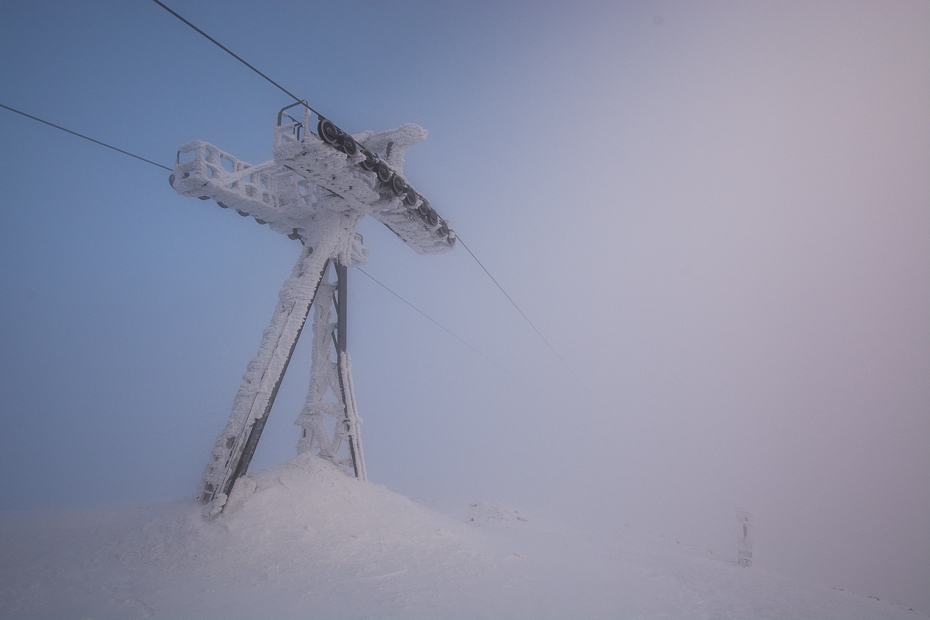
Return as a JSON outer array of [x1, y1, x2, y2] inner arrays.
[[170, 103, 455, 514]]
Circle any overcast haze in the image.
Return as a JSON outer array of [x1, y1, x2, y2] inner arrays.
[[1, 0, 928, 614]]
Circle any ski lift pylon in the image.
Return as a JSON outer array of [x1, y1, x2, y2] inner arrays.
[[170, 104, 454, 515]]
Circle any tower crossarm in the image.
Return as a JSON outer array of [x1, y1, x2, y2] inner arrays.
[[170, 140, 317, 240], [273, 109, 457, 255], [171, 132, 456, 254]]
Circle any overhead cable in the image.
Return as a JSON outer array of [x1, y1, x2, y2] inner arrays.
[[1, 102, 515, 385], [357, 268, 520, 383], [150, 0, 321, 117], [147, 2, 572, 386], [456, 235, 586, 389], [8, 1, 577, 387], [151, 0, 585, 391], [0, 103, 172, 172]]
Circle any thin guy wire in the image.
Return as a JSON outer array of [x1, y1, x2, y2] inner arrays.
[[455, 235, 586, 389], [356, 268, 520, 383], [150, 0, 322, 117], [1, 103, 172, 172]]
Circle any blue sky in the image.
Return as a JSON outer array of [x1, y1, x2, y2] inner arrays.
[[2, 0, 928, 613]]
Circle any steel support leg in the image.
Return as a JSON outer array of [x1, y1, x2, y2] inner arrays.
[[197, 226, 343, 509], [335, 262, 366, 481], [294, 261, 366, 481]]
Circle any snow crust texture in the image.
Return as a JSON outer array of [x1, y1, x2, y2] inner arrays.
[[1, 454, 924, 620]]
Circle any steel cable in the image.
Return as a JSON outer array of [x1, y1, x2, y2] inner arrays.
[[0, 103, 172, 172]]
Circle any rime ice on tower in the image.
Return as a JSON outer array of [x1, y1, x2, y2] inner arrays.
[[170, 103, 454, 515], [293, 267, 366, 481]]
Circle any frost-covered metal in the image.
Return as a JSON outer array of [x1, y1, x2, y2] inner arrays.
[[170, 104, 452, 514], [170, 104, 455, 254], [294, 263, 366, 482]]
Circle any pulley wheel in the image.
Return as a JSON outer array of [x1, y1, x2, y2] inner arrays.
[[391, 174, 407, 195], [404, 187, 418, 206], [342, 134, 358, 157], [360, 152, 377, 171], [318, 118, 340, 145], [376, 161, 392, 183], [426, 208, 439, 226]]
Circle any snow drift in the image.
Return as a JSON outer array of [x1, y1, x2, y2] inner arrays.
[[0, 453, 923, 619]]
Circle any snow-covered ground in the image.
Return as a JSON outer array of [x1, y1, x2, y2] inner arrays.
[[1, 453, 924, 619]]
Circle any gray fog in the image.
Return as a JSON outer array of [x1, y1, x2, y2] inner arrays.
[[1, 0, 927, 613]]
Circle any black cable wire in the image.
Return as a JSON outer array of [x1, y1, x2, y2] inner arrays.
[[357, 267, 521, 383], [8, 7, 579, 391], [1, 105, 579, 392], [0, 104, 517, 386], [456, 235, 586, 389], [150, 0, 323, 118], [1, 102, 522, 387], [1, 103, 172, 172]]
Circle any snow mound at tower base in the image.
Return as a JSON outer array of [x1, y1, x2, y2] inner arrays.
[[0, 453, 923, 619]]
